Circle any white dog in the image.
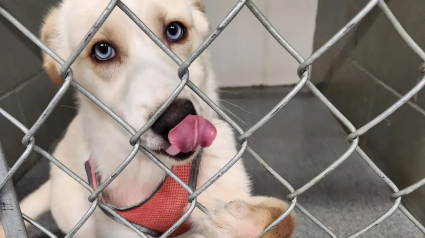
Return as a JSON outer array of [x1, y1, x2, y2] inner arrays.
[[1, 0, 295, 237]]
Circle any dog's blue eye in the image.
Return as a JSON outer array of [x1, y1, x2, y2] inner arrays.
[[166, 22, 185, 42], [93, 43, 116, 61]]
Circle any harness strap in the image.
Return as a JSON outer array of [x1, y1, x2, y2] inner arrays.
[[85, 150, 202, 237]]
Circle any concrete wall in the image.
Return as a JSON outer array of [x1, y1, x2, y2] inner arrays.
[[312, 0, 425, 225], [204, 0, 318, 87]]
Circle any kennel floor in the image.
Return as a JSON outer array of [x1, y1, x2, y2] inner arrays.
[[15, 86, 422, 238]]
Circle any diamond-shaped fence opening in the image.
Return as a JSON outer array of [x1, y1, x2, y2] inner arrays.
[[0, 0, 425, 237]]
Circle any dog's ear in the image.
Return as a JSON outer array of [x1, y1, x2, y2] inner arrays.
[[190, 0, 210, 39], [40, 7, 65, 86]]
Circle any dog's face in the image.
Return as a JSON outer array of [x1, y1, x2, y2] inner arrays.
[[41, 0, 218, 162]]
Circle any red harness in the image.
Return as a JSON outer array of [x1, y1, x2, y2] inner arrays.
[[85, 154, 201, 237]]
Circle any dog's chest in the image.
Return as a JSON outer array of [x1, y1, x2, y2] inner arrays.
[[103, 181, 159, 208], [86, 158, 196, 237]]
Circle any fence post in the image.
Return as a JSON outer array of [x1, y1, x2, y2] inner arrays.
[[0, 141, 28, 238]]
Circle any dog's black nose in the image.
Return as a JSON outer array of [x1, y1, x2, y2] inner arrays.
[[151, 99, 197, 140]]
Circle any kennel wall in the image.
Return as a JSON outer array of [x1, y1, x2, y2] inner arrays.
[[0, 0, 425, 237], [311, 0, 425, 225]]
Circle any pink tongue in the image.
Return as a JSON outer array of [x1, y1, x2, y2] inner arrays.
[[166, 115, 217, 156]]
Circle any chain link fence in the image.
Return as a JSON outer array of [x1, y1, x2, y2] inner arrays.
[[0, 0, 425, 237]]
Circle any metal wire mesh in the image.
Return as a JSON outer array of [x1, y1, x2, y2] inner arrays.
[[0, 0, 424, 237]]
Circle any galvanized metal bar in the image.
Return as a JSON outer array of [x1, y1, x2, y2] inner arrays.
[[0, 6, 65, 65], [128, 73, 189, 146], [88, 144, 140, 202], [117, 1, 182, 65], [246, 147, 297, 236], [99, 203, 150, 238], [0, 0, 425, 236], [138, 146, 194, 194], [348, 74, 425, 140], [399, 205, 425, 234], [136, 147, 213, 217], [60, 0, 118, 76], [348, 198, 401, 238], [0, 142, 28, 238], [306, 81, 357, 133], [177, 0, 248, 77], [123, 0, 249, 145], [237, 0, 311, 142], [247, 147, 295, 192], [238, 69, 310, 142], [185, 80, 246, 134], [347, 0, 425, 140], [355, 147, 399, 192], [295, 204, 337, 238], [288, 138, 358, 200], [392, 178, 425, 198], [0, 108, 29, 134], [22, 73, 73, 145], [188, 140, 248, 201], [378, 0, 425, 61], [263, 198, 297, 237], [71, 81, 136, 135], [348, 147, 401, 237], [195, 202, 209, 215], [287, 80, 359, 200], [118, 2, 190, 146], [23, 214, 58, 238], [33, 146, 94, 193], [0, 139, 34, 191], [159, 198, 197, 238], [298, 0, 379, 76], [64, 200, 98, 238], [287, 84, 359, 200], [0, 108, 34, 191], [245, 0, 304, 63]]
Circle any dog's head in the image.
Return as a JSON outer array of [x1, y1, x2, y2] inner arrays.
[[41, 0, 219, 163]]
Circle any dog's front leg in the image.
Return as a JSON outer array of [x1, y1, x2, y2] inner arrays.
[[184, 122, 295, 237], [49, 171, 98, 238]]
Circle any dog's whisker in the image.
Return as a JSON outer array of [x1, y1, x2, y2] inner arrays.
[[219, 100, 252, 114], [212, 121, 228, 126], [217, 105, 249, 129], [220, 98, 245, 101], [216, 105, 256, 141], [59, 104, 78, 110], [217, 89, 240, 95], [218, 105, 248, 126]]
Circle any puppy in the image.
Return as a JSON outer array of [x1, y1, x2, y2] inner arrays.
[[1, 0, 295, 237]]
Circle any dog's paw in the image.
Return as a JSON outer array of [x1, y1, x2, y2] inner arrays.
[[207, 200, 263, 238], [206, 198, 295, 238]]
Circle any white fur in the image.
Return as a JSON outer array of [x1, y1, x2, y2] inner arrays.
[[0, 0, 295, 237]]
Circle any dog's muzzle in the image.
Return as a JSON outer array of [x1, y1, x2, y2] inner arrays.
[[151, 99, 216, 160]]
